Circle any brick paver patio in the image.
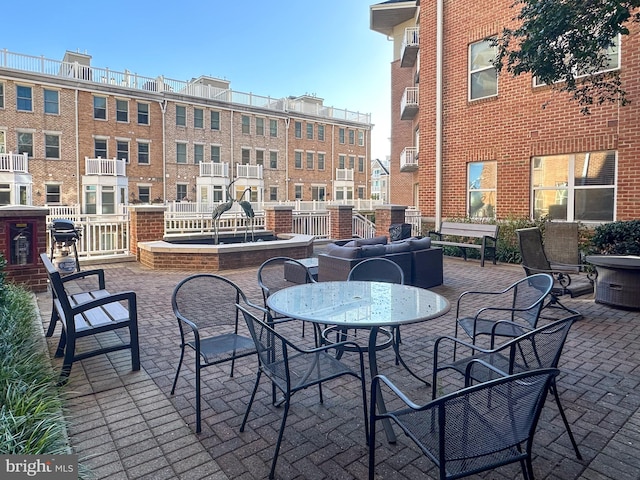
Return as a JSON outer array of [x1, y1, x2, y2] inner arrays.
[[35, 254, 640, 479]]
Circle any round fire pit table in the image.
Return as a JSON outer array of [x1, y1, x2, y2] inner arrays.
[[586, 255, 640, 310]]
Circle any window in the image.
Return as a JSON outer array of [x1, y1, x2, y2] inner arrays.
[[176, 105, 186, 126], [256, 150, 264, 166], [211, 111, 220, 130], [270, 119, 278, 137], [210, 145, 220, 163], [94, 138, 107, 158], [294, 185, 302, 199], [338, 155, 345, 169], [0, 131, 5, 153], [531, 151, 615, 222], [85, 185, 97, 214], [358, 156, 365, 172], [469, 39, 498, 100], [348, 155, 355, 169], [358, 130, 364, 146], [194, 144, 204, 164], [93, 96, 107, 119], [17, 132, 33, 157], [137, 141, 150, 164], [116, 99, 128, 122], [306, 152, 314, 169], [194, 108, 204, 128], [311, 186, 326, 201], [45, 134, 60, 159], [45, 184, 61, 204], [269, 186, 278, 201], [242, 115, 250, 134], [358, 187, 365, 199], [0, 83, 4, 108], [256, 118, 264, 136], [241, 148, 250, 164], [349, 130, 355, 145], [318, 124, 324, 141], [318, 153, 325, 170], [176, 143, 187, 163], [176, 184, 188, 201], [0, 184, 10, 205], [339, 128, 345, 144], [294, 151, 302, 169], [468, 161, 497, 219], [212, 185, 223, 202], [138, 186, 150, 203], [44, 89, 59, 114], [137, 102, 149, 124], [294, 121, 302, 138], [269, 151, 278, 169], [116, 140, 129, 162], [102, 186, 115, 214], [306, 123, 313, 139], [17, 85, 33, 111]]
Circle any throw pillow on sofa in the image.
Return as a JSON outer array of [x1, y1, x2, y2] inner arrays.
[[408, 237, 431, 251], [354, 236, 388, 247], [325, 243, 360, 259]]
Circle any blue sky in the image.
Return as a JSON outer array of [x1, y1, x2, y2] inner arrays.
[[2, 0, 392, 160]]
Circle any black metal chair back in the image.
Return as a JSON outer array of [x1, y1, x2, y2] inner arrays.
[[347, 257, 404, 284]]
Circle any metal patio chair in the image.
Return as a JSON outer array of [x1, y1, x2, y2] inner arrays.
[[170, 274, 256, 433], [369, 368, 559, 480], [453, 273, 554, 359], [433, 315, 582, 459], [237, 304, 368, 480]]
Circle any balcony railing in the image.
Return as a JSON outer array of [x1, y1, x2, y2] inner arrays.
[[401, 87, 419, 120], [400, 147, 418, 172], [199, 162, 229, 177], [401, 27, 420, 68], [85, 157, 127, 176], [336, 168, 354, 181], [236, 164, 263, 179], [0, 152, 29, 173]]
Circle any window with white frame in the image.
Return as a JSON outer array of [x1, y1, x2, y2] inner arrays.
[[194, 108, 204, 128], [117, 140, 129, 162], [18, 132, 33, 157], [532, 151, 616, 222], [348, 130, 355, 145], [44, 89, 59, 114], [306, 152, 314, 169], [270, 119, 278, 137], [294, 184, 303, 199], [211, 145, 220, 163], [45, 184, 61, 204], [176, 105, 186, 126], [338, 155, 345, 169], [138, 141, 150, 164], [269, 151, 278, 169], [17, 85, 33, 111], [311, 185, 325, 201], [358, 156, 365, 172], [94, 138, 107, 158], [306, 123, 313, 140], [0, 82, 4, 108], [468, 161, 497, 219], [241, 148, 250, 164], [102, 186, 115, 214], [358, 130, 364, 146], [269, 186, 278, 201], [0, 131, 5, 153], [339, 128, 345, 144], [318, 153, 325, 170], [294, 151, 302, 169], [358, 186, 365, 199], [242, 115, 250, 134], [45, 134, 60, 159], [138, 185, 150, 203], [194, 144, 204, 164], [469, 39, 498, 100], [211, 111, 220, 130], [116, 99, 128, 122], [348, 155, 355, 169], [256, 149, 264, 166], [85, 185, 97, 213], [176, 183, 188, 201], [294, 121, 302, 138], [93, 96, 107, 119], [0, 183, 10, 205], [137, 102, 149, 125], [318, 124, 324, 141], [176, 142, 187, 163], [256, 117, 264, 136]]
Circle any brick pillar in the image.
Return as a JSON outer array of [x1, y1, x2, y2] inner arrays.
[[0, 205, 49, 292], [328, 204, 354, 240], [375, 205, 407, 239], [128, 205, 166, 259], [265, 206, 293, 237]]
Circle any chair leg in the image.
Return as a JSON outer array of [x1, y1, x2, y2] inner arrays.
[[129, 323, 140, 371], [269, 399, 291, 480], [241, 370, 262, 432], [195, 362, 202, 433], [58, 335, 76, 385], [550, 382, 583, 460], [368, 411, 377, 480], [55, 330, 67, 358], [46, 301, 59, 337], [170, 345, 186, 395]]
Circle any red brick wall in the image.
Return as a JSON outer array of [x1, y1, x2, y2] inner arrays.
[[328, 205, 354, 240], [375, 206, 407, 239], [128, 206, 166, 257], [265, 206, 293, 237], [417, 0, 640, 220]]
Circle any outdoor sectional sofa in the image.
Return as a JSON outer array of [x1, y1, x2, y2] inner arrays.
[[317, 235, 443, 288]]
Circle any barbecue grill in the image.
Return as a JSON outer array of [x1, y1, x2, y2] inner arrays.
[[48, 219, 82, 273]]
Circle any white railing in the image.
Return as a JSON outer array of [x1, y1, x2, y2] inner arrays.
[[199, 162, 229, 177], [403, 27, 419, 48], [401, 87, 419, 110], [400, 147, 418, 170], [0, 152, 28, 172], [336, 168, 354, 181], [236, 164, 263, 179], [353, 213, 376, 239], [405, 209, 422, 236], [0, 49, 371, 125], [85, 157, 126, 176], [292, 211, 330, 239], [164, 210, 265, 236]]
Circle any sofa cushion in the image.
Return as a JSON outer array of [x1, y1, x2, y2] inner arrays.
[[325, 243, 360, 259], [385, 241, 412, 254], [360, 244, 387, 257], [408, 237, 432, 251], [343, 240, 357, 247], [354, 236, 388, 247]]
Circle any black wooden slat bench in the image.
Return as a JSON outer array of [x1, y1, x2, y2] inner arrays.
[[40, 253, 140, 383], [428, 221, 499, 267]]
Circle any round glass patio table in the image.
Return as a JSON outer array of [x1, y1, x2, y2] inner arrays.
[[267, 280, 450, 442]]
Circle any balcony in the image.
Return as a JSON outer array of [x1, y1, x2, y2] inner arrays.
[[0, 152, 29, 173], [400, 147, 418, 172], [236, 164, 263, 179], [400, 27, 419, 68], [199, 162, 229, 178], [401, 87, 419, 120], [85, 157, 126, 176], [336, 168, 354, 181]]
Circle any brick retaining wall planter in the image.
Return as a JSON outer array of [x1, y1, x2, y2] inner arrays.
[[137, 234, 315, 271]]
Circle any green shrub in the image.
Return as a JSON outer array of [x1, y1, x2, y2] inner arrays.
[[590, 220, 640, 255]]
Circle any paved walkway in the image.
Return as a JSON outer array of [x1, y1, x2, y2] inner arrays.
[[35, 255, 640, 479]]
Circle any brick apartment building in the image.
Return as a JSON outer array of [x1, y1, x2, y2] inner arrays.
[[371, 0, 640, 224], [0, 50, 372, 213]]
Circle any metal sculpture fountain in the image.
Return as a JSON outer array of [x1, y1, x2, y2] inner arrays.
[[238, 187, 255, 242], [211, 179, 236, 245]]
